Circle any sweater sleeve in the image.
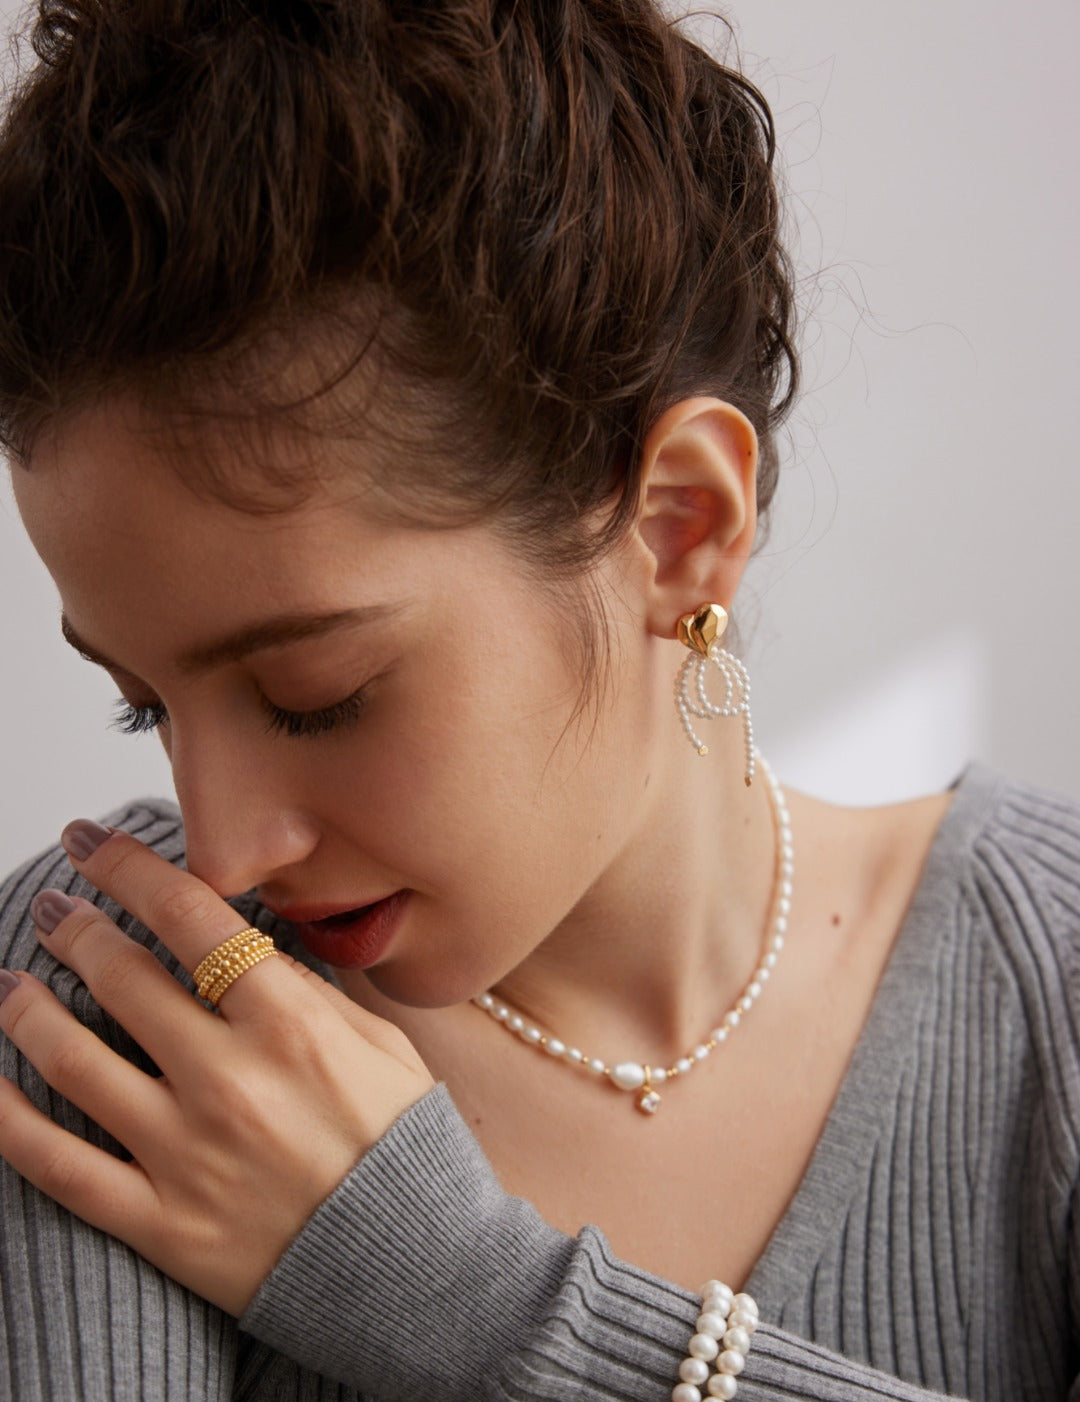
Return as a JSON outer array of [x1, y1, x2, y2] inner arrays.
[[0, 803, 240, 1402], [241, 1085, 973, 1402]]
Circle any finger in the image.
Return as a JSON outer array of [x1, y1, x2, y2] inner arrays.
[[0, 971, 173, 1155], [57, 822, 296, 1018], [0, 1043, 161, 1236], [30, 891, 225, 1066]]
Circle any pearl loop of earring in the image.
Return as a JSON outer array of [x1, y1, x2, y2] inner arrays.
[[674, 603, 755, 787]]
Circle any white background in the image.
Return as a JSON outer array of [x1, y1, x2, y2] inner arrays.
[[2, 2, 1078, 873]]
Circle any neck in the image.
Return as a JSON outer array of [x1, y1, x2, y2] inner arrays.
[[341, 723, 789, 1077], [485, 728, 784, 1065]]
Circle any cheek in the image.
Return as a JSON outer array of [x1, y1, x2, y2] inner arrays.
[[402, 684, 638, 890], [328, 661, 650, 1005], [310, 613, 649, 919], [314, 673, 582, 872], [314, 699, 544, 881]]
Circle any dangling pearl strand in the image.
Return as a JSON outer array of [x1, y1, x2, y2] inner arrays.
[[676, 642, 755, 787], [472, 753, 792, 1115]]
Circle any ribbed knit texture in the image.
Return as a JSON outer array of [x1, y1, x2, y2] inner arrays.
[[1, 766, 1077, 1400]]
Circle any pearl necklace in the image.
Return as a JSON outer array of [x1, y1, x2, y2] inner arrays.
[[473, 753, 792, 1115]]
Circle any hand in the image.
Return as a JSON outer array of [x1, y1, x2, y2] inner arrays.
[[0, 823, 435, 1316]]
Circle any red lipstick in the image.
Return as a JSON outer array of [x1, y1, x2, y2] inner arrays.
[[276, 892, 409, 970]]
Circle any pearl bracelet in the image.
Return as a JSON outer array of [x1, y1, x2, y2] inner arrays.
[[672, 1282, 758, 1402]]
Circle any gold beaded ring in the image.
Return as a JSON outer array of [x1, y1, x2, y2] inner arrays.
[[193, 927, 278, 1007]]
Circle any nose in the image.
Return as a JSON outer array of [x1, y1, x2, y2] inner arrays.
[[167, 724, 321, 899]]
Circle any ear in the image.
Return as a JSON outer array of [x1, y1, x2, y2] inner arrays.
[[631, 397, 758, 640]]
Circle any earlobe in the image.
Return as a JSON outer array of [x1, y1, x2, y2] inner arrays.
[[632, 397, 758, 637]]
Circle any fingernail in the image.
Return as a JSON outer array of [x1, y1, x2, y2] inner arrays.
[[30, 889, 77, 934], [61, 820, 114, 863], [0, 970, 20, 1005]]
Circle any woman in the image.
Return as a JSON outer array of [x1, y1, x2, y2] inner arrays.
[[0, 3, 1075, 1400]]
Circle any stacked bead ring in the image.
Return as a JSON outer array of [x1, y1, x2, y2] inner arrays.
[[193, 928, 278, 1006]]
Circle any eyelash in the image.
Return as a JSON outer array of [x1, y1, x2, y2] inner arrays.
[[111, 688, 369, 740]]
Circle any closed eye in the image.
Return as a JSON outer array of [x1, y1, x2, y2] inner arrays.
[[260, 687, 368, 738], [112, 700, 168, 735], [111, 687, 370, 740]]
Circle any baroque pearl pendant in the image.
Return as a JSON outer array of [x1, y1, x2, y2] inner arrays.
[[472, 751, 792, 1115], [611, 1061, 646, 1090]]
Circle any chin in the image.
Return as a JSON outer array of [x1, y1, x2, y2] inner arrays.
[[361, 955, 491, 1010]]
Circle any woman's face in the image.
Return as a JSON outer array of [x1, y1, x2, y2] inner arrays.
[[13, 399, 660, 1007]]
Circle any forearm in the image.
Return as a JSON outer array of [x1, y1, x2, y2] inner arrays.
[[242, 1086, 968, 1402]]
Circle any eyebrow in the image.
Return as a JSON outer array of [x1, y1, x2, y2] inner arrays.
[[60, 604, 403, 677]]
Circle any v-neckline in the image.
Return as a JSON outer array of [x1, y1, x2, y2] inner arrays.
[[741, 763, 1005, 1311], [262, 764, 1009, 1312]]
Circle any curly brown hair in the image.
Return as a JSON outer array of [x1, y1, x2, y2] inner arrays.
[[0, 0, 797, 574]]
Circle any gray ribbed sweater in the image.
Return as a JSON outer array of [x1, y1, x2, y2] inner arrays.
[[0, 764, 1076, 1401]]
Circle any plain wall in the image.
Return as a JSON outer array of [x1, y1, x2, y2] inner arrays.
[[2, 1, 1078, 874]]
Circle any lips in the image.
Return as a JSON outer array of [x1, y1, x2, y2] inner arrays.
[[274, 891, 409, 970]]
